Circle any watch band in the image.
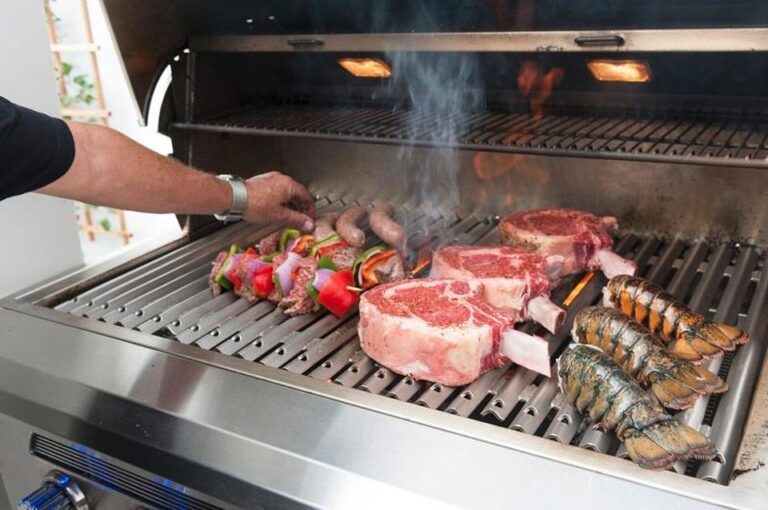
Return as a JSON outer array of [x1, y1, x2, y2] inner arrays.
[[214, 174, 248, 222]]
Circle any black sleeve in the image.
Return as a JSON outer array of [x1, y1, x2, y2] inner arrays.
[[0, 95, 75, 201]]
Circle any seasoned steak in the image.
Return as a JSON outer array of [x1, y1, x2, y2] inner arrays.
[[430, 245, 564, 333], [499, 208, 636, 279], [358, 279, 550, 386]]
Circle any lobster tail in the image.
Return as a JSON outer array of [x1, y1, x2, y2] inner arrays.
[[677, 423, 719, 461], [649, 379, 701, 411], [603, 276, 751, 361], [623, 421, 716, 470], [672, 363, 729, 393], [690, 319, 749, 351], [648, 361, 728, 410], [668, 331, 726, 362]]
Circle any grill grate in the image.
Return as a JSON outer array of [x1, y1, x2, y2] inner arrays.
[[173, 105, 768, 167], [51, 197, 768, 485]]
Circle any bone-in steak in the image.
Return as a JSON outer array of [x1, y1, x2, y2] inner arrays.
[[358, 279, 550, 386], [499, 208, 636, 279], [430, 245, 565, 333]]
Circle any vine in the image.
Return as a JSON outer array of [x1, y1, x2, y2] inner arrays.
[[60, 61, 96, 110]]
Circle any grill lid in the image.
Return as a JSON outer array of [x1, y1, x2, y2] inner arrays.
[[102, 0, 768, 120]]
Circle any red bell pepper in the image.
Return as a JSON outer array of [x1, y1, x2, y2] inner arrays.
[[317, 269, 358, 318], [229, 248, 260, 291], [252, 265, 275, 299]]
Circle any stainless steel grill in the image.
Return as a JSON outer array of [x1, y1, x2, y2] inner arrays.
[[174, 104, 768, 168], [4, 5, 768, 506], [48, 196, 768, 487]]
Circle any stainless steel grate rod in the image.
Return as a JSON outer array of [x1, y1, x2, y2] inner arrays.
[[173, 105, 768, 167]]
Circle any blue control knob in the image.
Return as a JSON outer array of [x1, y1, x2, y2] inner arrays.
[[18, 472, 88, 510]]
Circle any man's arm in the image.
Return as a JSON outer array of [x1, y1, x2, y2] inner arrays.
[[38, 121, 315, 231]]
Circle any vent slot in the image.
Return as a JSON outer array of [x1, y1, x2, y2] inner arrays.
[[30, 435, 221, 510]]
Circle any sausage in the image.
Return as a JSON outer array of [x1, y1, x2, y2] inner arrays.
[[313, 212, 340, 241], [370, 204, 407, 253], [336, 206, 367, 248]]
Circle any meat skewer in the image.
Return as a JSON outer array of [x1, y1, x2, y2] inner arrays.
[[430, 245, 565, 333], [358, 278, 551, 386], [499, 208, 637, 279], [208, 251, 230, 297], [603, 275, 749, 362], [207, 205, 408, 318], [572, 307, 727, 410]]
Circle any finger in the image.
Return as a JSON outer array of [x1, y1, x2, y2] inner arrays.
[[275, 207, 315, 233], [281, 175, 316, 218], [253, 171, 279, 180]]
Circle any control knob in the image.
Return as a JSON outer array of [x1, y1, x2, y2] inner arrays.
[[17, 471, 88, 510]]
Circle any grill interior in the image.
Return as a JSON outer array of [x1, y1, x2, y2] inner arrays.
[[174, 103, 768, 167], [50, 197, 768, 486]]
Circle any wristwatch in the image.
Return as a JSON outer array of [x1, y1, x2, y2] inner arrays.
[[214, 174, 248, 222]]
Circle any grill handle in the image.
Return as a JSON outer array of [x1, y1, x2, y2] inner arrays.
[[287, 38, 325, 50], [574, 34, 625, 47]]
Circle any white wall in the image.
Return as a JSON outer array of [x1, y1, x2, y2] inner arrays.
[[0, 0, 84, 296]]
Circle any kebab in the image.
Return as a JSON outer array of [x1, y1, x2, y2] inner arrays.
[[209, 207, 407, 318]]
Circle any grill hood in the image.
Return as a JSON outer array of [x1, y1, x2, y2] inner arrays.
[[102, 0, 768, 120]]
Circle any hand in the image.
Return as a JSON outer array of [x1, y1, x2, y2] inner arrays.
[[243, 172, 316, 231]]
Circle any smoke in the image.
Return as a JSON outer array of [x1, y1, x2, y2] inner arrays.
[[387, 51, 486, 247]]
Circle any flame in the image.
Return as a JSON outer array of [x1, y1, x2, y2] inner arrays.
[[409, 247, 432, 277], [471, 151, 552, 210], [472, 152, 549, 185], [517, 61, 564, 121], [562, 272, 596, 308], [587, 60, 651, 83]]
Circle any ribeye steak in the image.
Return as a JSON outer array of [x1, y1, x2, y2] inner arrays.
[[430, 245, 565, 333], [358, 279, 550, 386], [499, 208, 636, 279]]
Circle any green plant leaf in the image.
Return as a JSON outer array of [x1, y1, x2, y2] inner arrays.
[[99, 218, 112, 232], [61, 62, 72, 75]]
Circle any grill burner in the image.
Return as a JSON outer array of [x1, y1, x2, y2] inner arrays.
[[51, 197, 768, 486], [174, 104, 768, 167]]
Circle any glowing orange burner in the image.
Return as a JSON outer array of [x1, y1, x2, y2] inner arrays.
[[587, 60, 652, 83], [562, 272, 596, 307], [338, 58, 392, 78], [409, 247, 432, 277]]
